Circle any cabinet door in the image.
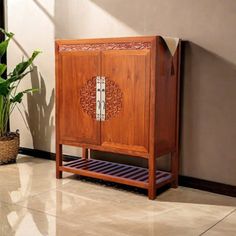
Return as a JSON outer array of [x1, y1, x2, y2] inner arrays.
[[101, 50, 150, 153], [58, 51, 101, 145]]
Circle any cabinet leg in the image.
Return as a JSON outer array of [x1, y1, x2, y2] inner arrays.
[[171, 151, 179, 188], [148, 187, 156, 200], [148, 155, 156, 200], [56, 144, 62, 179], [82, 148, 88, 159]]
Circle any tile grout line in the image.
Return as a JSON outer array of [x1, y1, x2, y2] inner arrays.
[[1, 200, 59, 219], [0, 187, 58, 205], [0, 177, 73, 206], [0, 192, 59, 216], [0, 179, 85, 219], [14, 178, 74, 205], [199, 208, 236, 236]]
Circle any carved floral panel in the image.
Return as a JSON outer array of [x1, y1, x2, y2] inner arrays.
[[59, 42, 151, 52], [80, 77, 122, 120]]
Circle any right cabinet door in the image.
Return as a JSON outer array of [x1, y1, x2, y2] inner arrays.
[[101, 49, 151, 154]]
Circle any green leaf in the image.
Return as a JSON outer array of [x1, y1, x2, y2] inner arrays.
[[10, 88, 38, 104], [10, 92, 24, 103], [0, 80, 10, 96], [0, 76, 5, 83], [0, 39, 10, 58], [12, 51, 41, 76], [0, 64, 7, 76], [6, 70, 33, 87], [0, 28, 14, 59], [0, 28, 14, 38]]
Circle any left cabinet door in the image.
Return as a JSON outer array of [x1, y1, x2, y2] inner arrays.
[[57, 51, 101, 145]]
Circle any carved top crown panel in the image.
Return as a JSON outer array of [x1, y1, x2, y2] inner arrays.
[[59, 42, 151, 52]]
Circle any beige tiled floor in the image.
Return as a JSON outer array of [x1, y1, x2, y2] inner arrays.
[[0, 155, 235, 236]]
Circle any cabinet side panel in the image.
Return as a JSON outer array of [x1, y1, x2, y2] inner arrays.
[[156, 39, 180, 156]]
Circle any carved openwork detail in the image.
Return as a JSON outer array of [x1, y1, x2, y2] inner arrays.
[[80, 77, 97, 119], [80, 77, 123, 120], [59, 42, 151, 52], [105, 78, 123, 120]]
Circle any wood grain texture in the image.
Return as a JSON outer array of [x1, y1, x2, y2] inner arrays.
[[148, 37, 157, 199], [55, 36, 181, 199], [58, 51, 101, 145], [59, 139, 150, 158], [155, 37, 178, 156], [82, 148, 88, 159], [101, 49, 151, 154]]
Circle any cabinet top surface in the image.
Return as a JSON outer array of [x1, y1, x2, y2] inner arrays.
[[55, 36, 180, 56], [55, 36, 158, 45]]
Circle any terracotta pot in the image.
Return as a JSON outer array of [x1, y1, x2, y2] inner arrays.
[[0, 131, 20, 165]]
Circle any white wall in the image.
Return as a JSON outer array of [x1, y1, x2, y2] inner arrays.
[[7, 0, 55, 151], [6, 0, 236, 186], [7, 0, 139, 156]]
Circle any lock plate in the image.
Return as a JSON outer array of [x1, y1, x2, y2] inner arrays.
[[96, 76, 101, 121], [100, 76, 106, 121]]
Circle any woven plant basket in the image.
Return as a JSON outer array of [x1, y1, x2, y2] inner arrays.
[[0, 131, 20, 165]]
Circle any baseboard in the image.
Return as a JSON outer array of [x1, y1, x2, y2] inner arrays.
[[179, 175, 236, 198], [19, 147, 236, 198], [19, 147, 78, 162]]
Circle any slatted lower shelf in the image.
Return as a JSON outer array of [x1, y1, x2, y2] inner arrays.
[[60, 158, 173, 189]]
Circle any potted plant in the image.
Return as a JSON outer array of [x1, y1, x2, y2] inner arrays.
[[0, 28, 40, 164]]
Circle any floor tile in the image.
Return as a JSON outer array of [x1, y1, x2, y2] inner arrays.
[[17, 179, 235, 236], [1, 156, 235, 236], [0, 155, 71, 204], [203, 210, 236, 236], [0, 201, 97, 236], [157, 186, 236, 207], [17, 183, 177, 221]]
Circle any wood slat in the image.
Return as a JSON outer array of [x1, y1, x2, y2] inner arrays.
[[70, 161, 92, 169], [130, 171, 148, 180], [61, 158, 172, 190], [122, 169, 145, 179], [110, 166, 131, 176], [64, 158, 84, 166], [84, 161, 107, 170], [60, 165, 148, 189], [99, 165, 123, 174], [114, 167, 136, 177], [89, 163, 114, 172], [66, 159, 90, 168], [136, 173, 149, 182]]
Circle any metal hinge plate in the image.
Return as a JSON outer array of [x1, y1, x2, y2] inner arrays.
[[96, 76, 106, 121], [100, 76, 106, 121], [96, 76, 101, 121]]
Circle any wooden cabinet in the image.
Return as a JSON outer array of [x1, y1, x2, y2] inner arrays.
[[55, 36, 181, 199]]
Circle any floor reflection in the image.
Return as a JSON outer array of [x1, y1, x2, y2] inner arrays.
[[0, 156, 236, 236], [0, 156, 55, 235]]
